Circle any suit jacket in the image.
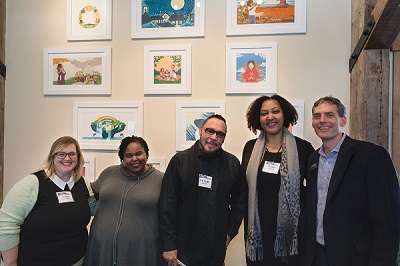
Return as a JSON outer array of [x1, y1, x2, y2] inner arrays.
[[302, 136, 400, 266]]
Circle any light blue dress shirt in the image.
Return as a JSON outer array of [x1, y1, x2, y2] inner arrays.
[[316, 133, 346, 245]]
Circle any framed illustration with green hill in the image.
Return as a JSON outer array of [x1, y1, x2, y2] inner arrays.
[[73, 102, 143, 150], [43, 47, 111, 95], [131, 0, 205, 39], [226, 0, 306, 36], [144, 45, 191, 95]]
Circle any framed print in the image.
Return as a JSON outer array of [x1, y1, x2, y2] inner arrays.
[[131, 0, 205, 39], [176, 102, 225, 151], [82, 156, 96, 182], [43, 47, 111, 95], [144, 45, 191, 95], [290, 100, 304, 138], [226, 0, 306, 36], [67, 0, 112, 41], [148, 158, 166, 172], [226, 42, 277, 94], [73, 102, 143, 150]]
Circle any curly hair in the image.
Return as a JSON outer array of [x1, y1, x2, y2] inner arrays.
[[246, 95, 298, 134], [118, 135, 149, 162]]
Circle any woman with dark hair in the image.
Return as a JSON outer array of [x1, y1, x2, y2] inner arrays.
[[85, 135, 164, 266], [242, 95, 314, 265], [0, 136, 96, 266]]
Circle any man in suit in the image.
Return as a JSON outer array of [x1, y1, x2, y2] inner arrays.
[[302, 96, 400, 266]]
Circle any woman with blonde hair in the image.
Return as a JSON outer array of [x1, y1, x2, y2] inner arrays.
[[0, 136, 96, 266]]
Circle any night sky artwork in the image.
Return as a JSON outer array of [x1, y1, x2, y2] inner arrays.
[[141, 0, 196, 28]]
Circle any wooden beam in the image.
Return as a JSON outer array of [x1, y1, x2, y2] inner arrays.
[[351, 0, 391, 148], [0, 0, 5, 205], [392, 34, 400, 51], [365, 0, 400, 49]]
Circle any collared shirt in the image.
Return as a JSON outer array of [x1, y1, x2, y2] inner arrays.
[[50, 174, 75, 190], [316, 133, 346, 245]]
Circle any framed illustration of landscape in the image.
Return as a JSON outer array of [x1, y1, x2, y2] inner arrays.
[[43, 47, 111, 95], [226, 0, 306, 36], [226, 42, 277, 94], [144, 45, 191, 95], [67, 0, 112, 41], [131, 0, 205, 39], [176, 102, 225, 151], [73, 102, 143, 150]]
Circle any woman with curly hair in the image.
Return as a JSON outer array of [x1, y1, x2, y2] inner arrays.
[[242, 95, 314, 265]]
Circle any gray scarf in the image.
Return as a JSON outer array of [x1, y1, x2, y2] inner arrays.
[[245, 127, 301, 261]]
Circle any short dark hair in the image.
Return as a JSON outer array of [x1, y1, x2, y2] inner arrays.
[[201, 114, 227, 126], [312, 96, 346, 117], [246, 95, 298, 134], [118, 135, 149, 161]]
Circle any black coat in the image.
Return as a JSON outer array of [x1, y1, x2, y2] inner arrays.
[[302, 136, 400, 266]]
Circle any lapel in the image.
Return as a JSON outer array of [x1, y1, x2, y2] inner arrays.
[[326, 136, 355, 204], [308, 151, 320, 213]]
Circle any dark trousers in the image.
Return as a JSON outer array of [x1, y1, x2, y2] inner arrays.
[[178, 254, 224, 266], [312, 243, 328, 266]]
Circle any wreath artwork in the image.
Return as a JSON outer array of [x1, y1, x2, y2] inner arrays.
[[79, 5, 100, 29]]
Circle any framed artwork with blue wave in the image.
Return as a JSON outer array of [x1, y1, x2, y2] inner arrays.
[[176, 102, 225, 151]]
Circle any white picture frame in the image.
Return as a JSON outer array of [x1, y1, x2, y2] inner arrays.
[[73, 102, 143, 150], [43, 47, 112, 95], [144, 45, 191, 95], [148, 157, 166, 172], [131, 0, 205, 39], [82, 156, 96, 182], [226, 42, 277, 94], [176, 102, 225, 151], [67, 0, 112, 41], [226, 0, 306, 36], [290, 100, 304, 138]]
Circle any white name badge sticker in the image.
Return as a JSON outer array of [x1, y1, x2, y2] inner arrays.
[[56, 191, 74, 203], [198, 174, 212, 189], [262, 161, 280, 174]]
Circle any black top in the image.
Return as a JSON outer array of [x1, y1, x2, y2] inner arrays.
[[241, 137, 314, 266], [159, 143, 244, 265], [18, 170, 91, 266]]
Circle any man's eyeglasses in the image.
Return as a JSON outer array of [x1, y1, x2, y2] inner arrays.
[[55, 152, 77, 159], [204, 128, 226, 139]]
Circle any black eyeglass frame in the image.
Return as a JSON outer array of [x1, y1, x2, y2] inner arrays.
[[55, 152, 78, 159], [203, 127, 226, 139]]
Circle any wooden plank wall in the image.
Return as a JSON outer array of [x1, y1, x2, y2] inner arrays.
[[350, 0, 390, 148], [0, 0, 4, 204], [392, 36, 400, 172]]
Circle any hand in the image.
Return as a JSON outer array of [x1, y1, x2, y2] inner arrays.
[[163, 250, 178, 266], [226, 235, 231, 247]]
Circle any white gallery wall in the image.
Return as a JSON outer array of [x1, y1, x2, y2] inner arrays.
[[4, 0, 350, 264]]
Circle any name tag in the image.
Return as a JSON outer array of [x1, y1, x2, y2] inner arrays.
[[56, 191, 74, 203], [262, 161, 280, 174], [198, 174, 212, 189]]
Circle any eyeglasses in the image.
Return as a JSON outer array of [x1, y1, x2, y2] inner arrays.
[[55, 152, 77, 159], [204, 128, 226, 139]]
